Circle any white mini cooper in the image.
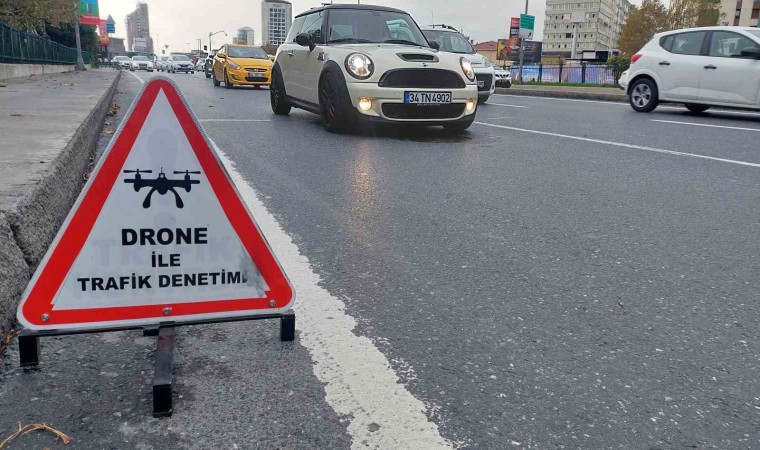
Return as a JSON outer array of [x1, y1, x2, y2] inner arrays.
[[270, 4, 479, 133]]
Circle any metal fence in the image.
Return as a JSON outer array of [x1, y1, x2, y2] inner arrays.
[[0, 22, 91, 64], [509, 64, 621, 85]]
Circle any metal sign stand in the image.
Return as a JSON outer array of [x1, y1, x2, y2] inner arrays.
[[17, 311, 296, 417]]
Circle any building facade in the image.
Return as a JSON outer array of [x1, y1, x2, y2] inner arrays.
[[125, 1, 153, 54], [719, 0, 760, 26], [261, 0, 292, 47], [237, 26, 255, 45], [542, 0, 631, 60]]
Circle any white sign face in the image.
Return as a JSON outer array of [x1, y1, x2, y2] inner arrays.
[[519, 28, 533, 39], [18, 78, 293, 330], [57, 91, 267, 310]]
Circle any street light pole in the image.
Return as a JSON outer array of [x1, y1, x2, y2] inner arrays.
[[208, 30, 226, 54], [517, 0, 528, 83]]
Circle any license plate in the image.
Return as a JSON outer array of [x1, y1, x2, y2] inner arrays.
[[404, 92, 451, 104], [478, 81, 485, 88]]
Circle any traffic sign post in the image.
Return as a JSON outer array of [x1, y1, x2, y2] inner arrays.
[[15, 77, 296, 417]]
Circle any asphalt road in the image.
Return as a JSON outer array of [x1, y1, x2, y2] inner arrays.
[[2, 69, 760, 449]]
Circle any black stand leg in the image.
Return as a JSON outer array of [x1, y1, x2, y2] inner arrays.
[[143, 325, 160, 337], [18, 333, 40, 368], [152, 327, 175, 417], [280, 311, 295, 342]]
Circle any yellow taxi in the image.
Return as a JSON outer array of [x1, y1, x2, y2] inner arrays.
[[212, 44, 273, 89]]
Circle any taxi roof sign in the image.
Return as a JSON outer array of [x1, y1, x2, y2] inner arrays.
[[17, 77, 294, 331]]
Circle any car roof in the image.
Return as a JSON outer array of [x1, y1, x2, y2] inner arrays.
[[296, 3, 405, 18], [658, 25, 759, 36]]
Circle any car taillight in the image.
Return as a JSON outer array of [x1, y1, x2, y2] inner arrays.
[[631, 54, 643, 64]]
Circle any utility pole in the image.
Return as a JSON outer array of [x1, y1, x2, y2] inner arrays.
[[517, 0, 528, 83], [74, 1, 86, 70]]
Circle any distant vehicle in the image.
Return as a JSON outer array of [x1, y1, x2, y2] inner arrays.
[[485, 58, 511, 88], [167, 54, 194, 74], [156, 55, 170, 72], [129, 55, 153, 72], [271, 4, 478, 133], [195, 59, 205, 71], [621, 26, 760, 113], [422, 25, 496, 103], [112, 56, 130, 70], [212, 44, 272, 89], [204, 49, 217, 79]]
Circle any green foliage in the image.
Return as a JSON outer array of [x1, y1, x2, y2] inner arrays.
[[0, 0, 75, 31], [89, 54, 99, 68], [606, 55, 631, 74], [618, 0, 670, 57], [670, 0, 723, 28]]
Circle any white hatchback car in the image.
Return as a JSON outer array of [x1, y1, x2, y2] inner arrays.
[[129, 55, 153, 72], [422, 26, 496, 103], [622, 26, 760, 113], [270, 4, 479, 133]]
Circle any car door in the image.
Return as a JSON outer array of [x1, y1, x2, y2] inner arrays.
[[656, 31, 707, 101], [289, 11, 325, 103], [277, 15, 305, 95], [698, 30, 760, 106]]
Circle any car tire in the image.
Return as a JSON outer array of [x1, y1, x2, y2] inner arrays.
[[224, 69, 234, 89], [191, 71, 195, 74], [319, 72, 354, 133], [629, 78, 658, 113], [443, 116, 475, 133], [270, 66, 291, 115], [205, 72, 211, 79], [685, 103, 710, 113], [478, 95, 489, 105], [212, 70, 221, 87]]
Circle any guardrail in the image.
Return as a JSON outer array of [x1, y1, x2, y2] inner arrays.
[[510, 63, 622, 86], [0, 22, 91, 64]]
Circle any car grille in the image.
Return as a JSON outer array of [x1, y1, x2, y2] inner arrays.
[[246, 68, 267, 73], [382, 103, 465, 120], [476, 74, 493, 91], [378, 69, 465, 89], [139, 64, 147, 68], [245, 76, 269, 82]]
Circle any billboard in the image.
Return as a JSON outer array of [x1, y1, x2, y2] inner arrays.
[[509, 17, 520, 37], [497, 39, 543, 63], [98, 19, 109, 45], [79, 0, 100, 26]]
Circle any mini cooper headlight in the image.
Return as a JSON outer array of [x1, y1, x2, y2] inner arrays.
[[460, 57, 475, 81], [345, 53, 374, 79]]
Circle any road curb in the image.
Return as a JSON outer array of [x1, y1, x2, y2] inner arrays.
[[0, 70, 121, 340], [495, 87, 627, 103]]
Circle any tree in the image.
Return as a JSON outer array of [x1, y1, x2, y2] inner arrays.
[[0, 0, 75, 32], [670, 0, 723, 29], [618, 0, 670, 57]]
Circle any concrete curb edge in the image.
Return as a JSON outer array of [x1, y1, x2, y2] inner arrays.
[[0, 70, 122, 342], [495, 87, 627, 103]]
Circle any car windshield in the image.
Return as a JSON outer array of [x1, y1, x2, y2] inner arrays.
[[132, 56, 149, 61], [745, 30, 760, 41], [326, 9, 428, 46], [422, 30, 474, 54], [228, 46, 268, 59], [172, 55, 190, 61]]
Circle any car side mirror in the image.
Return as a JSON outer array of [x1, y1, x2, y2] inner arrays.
[[740, 47, 760, 59], [429, 41, 440, 51], [296, 33, 315, 51], [217, 53, 225, 58]]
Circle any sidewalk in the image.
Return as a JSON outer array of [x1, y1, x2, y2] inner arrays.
[[496, 84, 626, 102], [0, 69, 120, 340]]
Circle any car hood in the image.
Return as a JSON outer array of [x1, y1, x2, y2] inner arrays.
[[228, 57, 272, 68], [334, 43, 436, 55]]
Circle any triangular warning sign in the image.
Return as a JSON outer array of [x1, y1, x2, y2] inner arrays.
[[18, 78, 293, 331]]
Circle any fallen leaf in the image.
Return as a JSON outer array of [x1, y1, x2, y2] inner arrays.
[[0, 423, 72, 449], [102, 128, 115, 136]]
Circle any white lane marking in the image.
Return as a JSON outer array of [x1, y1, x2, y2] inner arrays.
[[480, 116, 511, 120], [652, 119, 760, 132], [484, 103, 526, 108], [128, 70, 145, 84], [475, 121, 760, 169], [130, 67, 452, 448], [212, 142, 452, 449], [493, 93, 760, 117], [199, 119, 272, 122]]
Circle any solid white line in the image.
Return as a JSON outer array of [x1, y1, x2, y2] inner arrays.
[[652, 119, 760, 132], [199, 119, 272, 123], [481, 116, 512, 120], [211, 141, 451, 449], [485, 103, 526, 108], [130, 67, 451, 448], [475, 121, 760, 169], [128, 70, 145, 84]]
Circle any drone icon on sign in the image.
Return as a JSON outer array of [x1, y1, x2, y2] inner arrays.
[[123, 168, 201, 209]]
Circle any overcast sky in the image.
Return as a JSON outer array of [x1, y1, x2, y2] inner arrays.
[[99, 0, 646, 53]]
